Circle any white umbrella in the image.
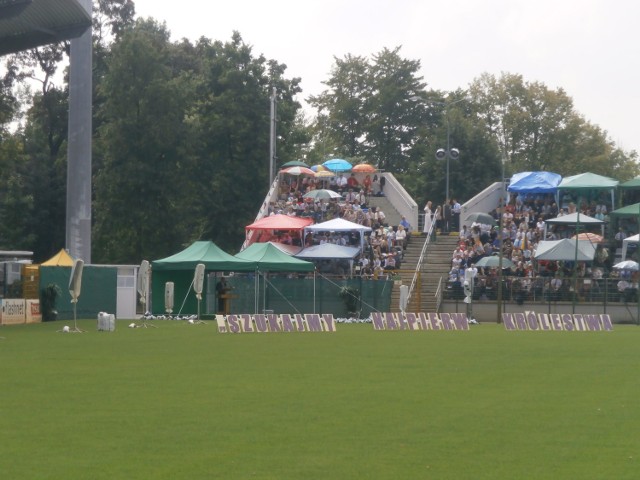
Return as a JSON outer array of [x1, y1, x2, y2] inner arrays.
[[303, 189, 342, 200], [613, 260, 640, 271]]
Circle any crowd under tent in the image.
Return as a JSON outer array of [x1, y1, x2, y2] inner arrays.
[[244, 214, 314, 247], [557, 172, 619, 209], [610, 203, 640, 260], [304, 218, 372, 251], [534, 239, 597, 262], [296, 244, 360, 276], [621, 234, 640, 261], [295, 244, 360, 260], [544, 212, 605, 238], [507, 171, 562, 194], [619, 177, 640, 205]]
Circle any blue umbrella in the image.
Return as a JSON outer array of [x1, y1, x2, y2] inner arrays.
[[322, 158, 352, 172]]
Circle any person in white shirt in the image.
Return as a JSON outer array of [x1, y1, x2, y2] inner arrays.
[[336, 174, 348, 193], [395, 225, 407, 248]]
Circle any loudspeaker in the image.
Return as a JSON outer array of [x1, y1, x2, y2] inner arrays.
[[449, 148, 460, 160], [194, 263, 205, 300], [435, 148, 446, 161], [165, 282, 174, 313], [137, 260, 150, 298], [69, 258, 84, 303]]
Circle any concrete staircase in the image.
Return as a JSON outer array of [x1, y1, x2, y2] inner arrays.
[[389, 233, 460, 312], [367, 195, 402, 227]]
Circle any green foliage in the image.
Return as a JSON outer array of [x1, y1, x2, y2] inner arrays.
[[92, 26, 305, 261], [308, 47, 428, 172], [470, 72, 639, 179], [39, 283, 61, 321]]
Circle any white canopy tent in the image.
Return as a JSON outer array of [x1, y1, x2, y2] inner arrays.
[[622, 234, 640, 261], [534, 239, 597, 262], [543, 212, 605, 238], [295, 244, 360, 259]]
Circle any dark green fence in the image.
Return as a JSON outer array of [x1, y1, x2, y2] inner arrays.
[[224, 274, 393, 318], [40, 266, 117, 320]]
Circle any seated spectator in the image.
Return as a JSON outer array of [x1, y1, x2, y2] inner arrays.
[[347, 173, 359, 189], [383, 254, 396, 270], [395, 225, 407, 249]]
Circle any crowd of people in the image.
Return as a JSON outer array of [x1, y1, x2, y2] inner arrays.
[[259, 172, 412, 278], [442, 192, 639, 304]]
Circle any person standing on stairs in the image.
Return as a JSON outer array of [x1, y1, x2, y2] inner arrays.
[[423, 201, 433, 234], [443, 200, 452, 234], [452, 198, 461, 232]]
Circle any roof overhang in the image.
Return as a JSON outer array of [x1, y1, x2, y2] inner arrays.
[[0, 0, 91, 56]]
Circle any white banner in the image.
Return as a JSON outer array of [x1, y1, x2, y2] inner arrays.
[[1, 299, 26, 325]]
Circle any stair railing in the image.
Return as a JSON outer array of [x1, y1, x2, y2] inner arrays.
[[406, 220, 435, 309], [435, 276, 444, 313], [241, 175, 281, 251]]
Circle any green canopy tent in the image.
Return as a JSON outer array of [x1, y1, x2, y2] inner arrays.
[[610, 203, 640, 252], [617, 178, 640, 206], [235, 242, 315, 272], [557, 172, 619, 210], [151, 241, 254, 315], [609, 202, 640, 218], [235, 242, 315, 313]]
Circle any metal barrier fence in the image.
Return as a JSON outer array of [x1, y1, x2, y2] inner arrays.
[[444, 275, 638, 306], [224, 274, 394, 318]]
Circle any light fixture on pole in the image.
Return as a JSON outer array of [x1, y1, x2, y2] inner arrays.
[[435, 144, 460, 204]]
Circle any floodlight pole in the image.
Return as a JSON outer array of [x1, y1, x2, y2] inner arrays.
[[572, 213, 580, 314], [269, 87, 277, 188], [409, 95, 466, 205], [497, 155, 506, 323]]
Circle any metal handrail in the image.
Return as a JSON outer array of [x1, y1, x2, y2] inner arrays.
[[241, 176, 280, 250], [435, 276, 444, 313], [406, 220, 435, 309]]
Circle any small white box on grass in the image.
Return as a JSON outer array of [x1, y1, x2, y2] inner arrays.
[[97, 312, 116, 332]]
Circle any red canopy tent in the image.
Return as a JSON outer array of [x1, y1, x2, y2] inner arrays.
[[244, 214, 314, 247]]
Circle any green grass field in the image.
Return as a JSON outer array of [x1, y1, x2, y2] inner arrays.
[[1, 320, 639, 479]]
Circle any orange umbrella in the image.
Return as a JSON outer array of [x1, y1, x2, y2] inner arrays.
[[352, 163, 377, 173], [572, 232, 604, 243]]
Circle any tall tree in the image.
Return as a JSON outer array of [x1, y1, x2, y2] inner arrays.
[[470, 72, 639, 179], [308, 54, 369, 160], [183, 32, 303, 251], [93, 19, 190, 263], [363, 47, 426, 172]]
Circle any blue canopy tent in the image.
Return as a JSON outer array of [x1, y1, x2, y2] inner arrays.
[[507, 171, 562, 194]]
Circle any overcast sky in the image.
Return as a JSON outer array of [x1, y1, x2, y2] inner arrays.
[[133, 0, 640, 155]]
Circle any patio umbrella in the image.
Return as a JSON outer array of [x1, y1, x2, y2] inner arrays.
[[310, 164, 327, 172], [323, 158, 352, 172], [466, 212, 496, 226], [474, 255, 515, 269], [352, 163, 377, 173], [303, 189, 342, 201], [281, 160, 309, 168], [314, 170, 335, 178], [572, 232, 604, 243], [613, 260, 640, 271], [280, 166, 315, 176]]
